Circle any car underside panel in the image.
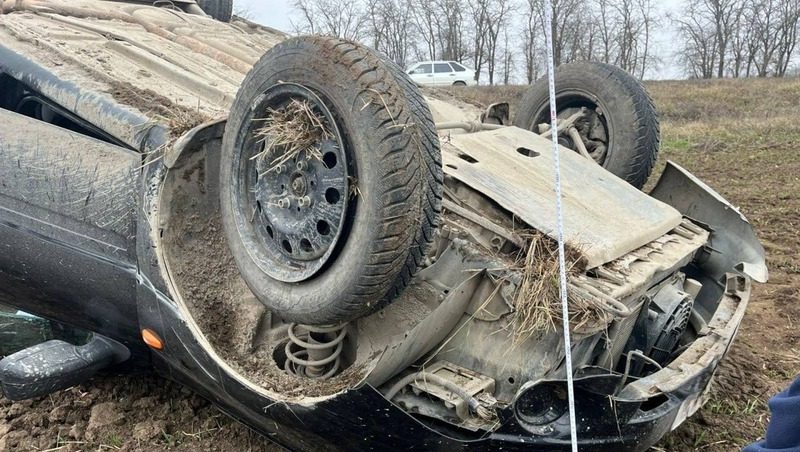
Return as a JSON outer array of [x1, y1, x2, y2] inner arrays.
[[442, 127, 683, 268]]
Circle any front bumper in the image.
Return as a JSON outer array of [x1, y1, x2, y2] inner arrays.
[[494, 272, 751, 451], [136, 269, 749, 452]]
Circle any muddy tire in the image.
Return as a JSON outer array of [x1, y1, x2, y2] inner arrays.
[[220, 36, 441, 325], [514, 62, 659, 189], [196, 0, 232, 22], [379, 50, 444, 303]]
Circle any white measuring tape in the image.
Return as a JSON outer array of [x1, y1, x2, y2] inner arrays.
[[542, 0, 579, 450]]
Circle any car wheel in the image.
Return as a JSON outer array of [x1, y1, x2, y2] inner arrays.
[[196, 0, 233, 22], [220, 36, 442, 325], [514, 62, 659, 189], [453, 81, 467, 87]]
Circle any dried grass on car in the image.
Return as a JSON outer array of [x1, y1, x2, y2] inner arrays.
[[510, 231, 607, 345], [252, 98, 332, 172]]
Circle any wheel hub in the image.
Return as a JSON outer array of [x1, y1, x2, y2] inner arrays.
[[534, 93, 611, 166], [290, 172, 308, 196], [556, 106, 608, 164]]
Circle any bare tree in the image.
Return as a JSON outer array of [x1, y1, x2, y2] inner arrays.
[[437, 0, 468, 61], [675, 1, 719, 78], [613, 0, 642, 73], [286, 0, 797, 83], [674, 0, 744, 77], [636, 0, 656, 78], [595, 0, 618, 63], [527, 0, 584, 66], [467, 0, 491, 83], [517, 0, 657, 79], [773, 0, 800, 76], [520, 0, 541, 83], [707, 0, 745, 77], [483, 0, 514, 84], [500, 27, 515, 84], [728, 2, 753, 76], [292, 0, 368, 40], [608, 0, 657, 77], [750, 0, 783, 76], [408, 0, 438, 60], [366, 0, 415, 66], [678, 0, 800, 78]]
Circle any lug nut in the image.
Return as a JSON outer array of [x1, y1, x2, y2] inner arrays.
[[275, 164, 285, 174], [298, 196, 312, 207], [296, 160, 308, 171], [277, 197, 291, 209]]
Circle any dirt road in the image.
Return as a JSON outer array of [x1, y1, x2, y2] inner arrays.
[[1, 77, 798, 451]]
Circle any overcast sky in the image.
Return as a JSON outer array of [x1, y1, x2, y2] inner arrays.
[[237, 0, 686, 80], [238, 0, 294, 31]]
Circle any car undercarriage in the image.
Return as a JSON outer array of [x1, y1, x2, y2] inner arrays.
[[0, 1, 768, 450]]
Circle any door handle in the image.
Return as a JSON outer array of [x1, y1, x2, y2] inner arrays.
[[426, 74, 433, 77]]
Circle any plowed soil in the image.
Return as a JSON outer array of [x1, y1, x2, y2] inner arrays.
[[1, 77, 798, 451]]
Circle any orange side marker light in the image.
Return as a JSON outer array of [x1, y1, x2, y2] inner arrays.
[[142, 328, 164, 351]]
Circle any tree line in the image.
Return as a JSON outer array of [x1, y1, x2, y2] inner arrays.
[[677, 0, 799, 78], [289, 0, 800, 81]]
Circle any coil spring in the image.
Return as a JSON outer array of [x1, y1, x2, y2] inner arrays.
[[284, 323, 347, 379]]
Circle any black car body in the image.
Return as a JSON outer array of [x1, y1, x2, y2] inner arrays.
[[0, 1, 768, 451]]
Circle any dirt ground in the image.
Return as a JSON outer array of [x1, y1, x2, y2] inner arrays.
[[647, 77, 800, 451], [1, 77, 798, 451]]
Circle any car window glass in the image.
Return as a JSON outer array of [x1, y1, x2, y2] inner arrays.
[[434, 63, 453, 73], [410, 64, 432, 74], [450, 62, 467, 72]]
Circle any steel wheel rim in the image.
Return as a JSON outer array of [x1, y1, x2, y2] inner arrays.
[[233, 83, 350, 283]]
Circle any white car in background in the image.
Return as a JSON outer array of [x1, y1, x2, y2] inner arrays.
[[407, 61, 477, 86]]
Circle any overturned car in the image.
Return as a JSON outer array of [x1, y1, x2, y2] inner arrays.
[[0, 1, 767, 451]]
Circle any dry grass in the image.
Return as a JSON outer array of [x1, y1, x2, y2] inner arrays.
[[509, 231, 608, 345], [166, 107, 208, 137], [648, 77, 800, 123], [423, 85, 527, 113], [252, 99, 332, 172], [109, 81, 210, 138]]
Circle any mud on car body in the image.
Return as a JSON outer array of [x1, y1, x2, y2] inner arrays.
[[0, 1, 767, 451]]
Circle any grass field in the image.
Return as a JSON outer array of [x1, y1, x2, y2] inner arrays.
[[648, 77, 800, 451], [1, 77, 798, 451]]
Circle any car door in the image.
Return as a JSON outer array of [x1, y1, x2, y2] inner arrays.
[[408, 63, 434, 85], [449, 62, 471, 84], [433, 62, 455, 85], [0, 104, 142, 345]]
